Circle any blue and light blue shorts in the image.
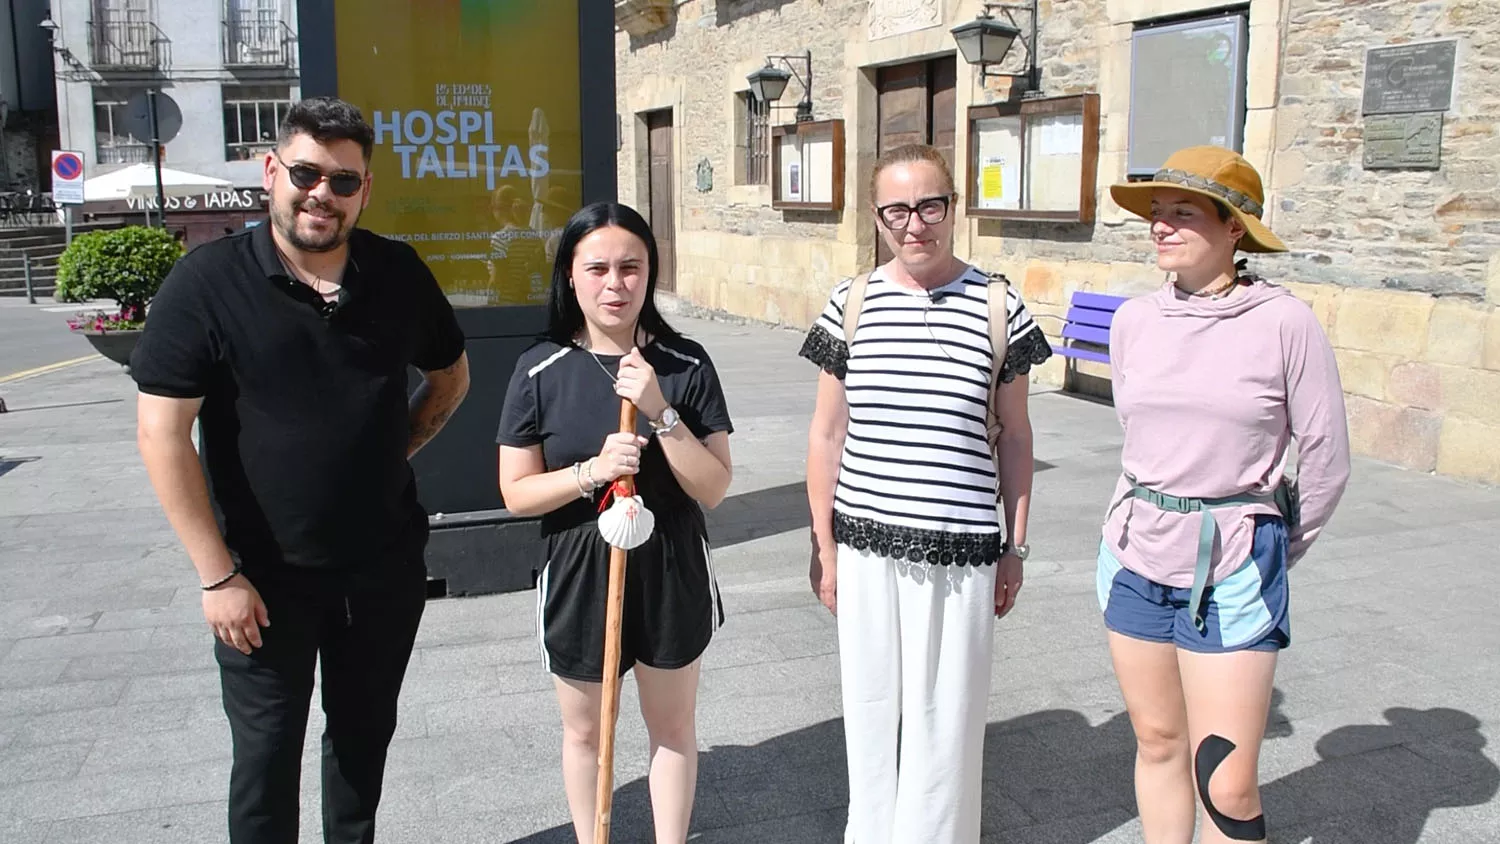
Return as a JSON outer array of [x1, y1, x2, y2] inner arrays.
[[1097, 515, 1290, 653]]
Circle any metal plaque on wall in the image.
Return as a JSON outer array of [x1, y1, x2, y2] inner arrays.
[[1363, 113, 1443, 170], [1362, 40, 1457, 115]]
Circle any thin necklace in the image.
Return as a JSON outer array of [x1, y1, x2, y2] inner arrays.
[[578, 336, 623, 384], [577, 324, 642, 384], [276, 244, 342, 299], [584, 346, 618, 384]]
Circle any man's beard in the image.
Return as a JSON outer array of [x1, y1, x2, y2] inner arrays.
[[271, 197, 356, 253]]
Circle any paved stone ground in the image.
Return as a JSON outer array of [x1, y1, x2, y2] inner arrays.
[[1, 314, 1498, 843]]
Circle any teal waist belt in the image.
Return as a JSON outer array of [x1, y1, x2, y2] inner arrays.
[[1108, 482, 1276, 632]]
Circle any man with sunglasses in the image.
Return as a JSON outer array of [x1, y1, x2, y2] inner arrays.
[[131, 96, 470, 844]]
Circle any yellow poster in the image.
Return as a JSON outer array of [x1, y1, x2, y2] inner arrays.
[[981, 158, 1004, 202], [335, 0, 582, 306]]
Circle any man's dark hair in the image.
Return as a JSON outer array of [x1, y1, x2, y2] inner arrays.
[[277, 96, 375, 162]]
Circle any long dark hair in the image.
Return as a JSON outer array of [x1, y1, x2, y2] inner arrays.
[[545, 201, 683, 346]]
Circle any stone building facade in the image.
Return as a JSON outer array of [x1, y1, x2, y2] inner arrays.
[[614, 0, 1500, 484]]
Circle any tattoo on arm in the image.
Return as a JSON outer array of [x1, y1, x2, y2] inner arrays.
[[406, 358, 470, 456], [409, 406, 454, 445], [431, 358, 465, 379]]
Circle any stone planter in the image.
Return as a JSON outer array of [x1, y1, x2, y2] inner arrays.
[[78, 329, 142, 367]]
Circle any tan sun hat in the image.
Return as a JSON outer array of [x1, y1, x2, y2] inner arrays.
[[1109, 146, 1287, 253]]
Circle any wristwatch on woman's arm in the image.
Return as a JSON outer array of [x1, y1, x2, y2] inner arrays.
[[649, 406, 681, 436]]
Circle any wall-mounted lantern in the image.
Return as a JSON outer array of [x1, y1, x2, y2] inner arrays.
[[38, 14, 88, 75], [952, 1, 1039, 90], [747, 50, 814, 122]]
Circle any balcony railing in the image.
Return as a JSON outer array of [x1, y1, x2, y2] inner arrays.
[[99, 144, 155, 165], [226, 141, 277, 162], [89, 19, 170, 70], [223, 18, 295, 68]]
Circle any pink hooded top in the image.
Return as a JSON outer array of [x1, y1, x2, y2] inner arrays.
[[1104, 278, 1351, 587]]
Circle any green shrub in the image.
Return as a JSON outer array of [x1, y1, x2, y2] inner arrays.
[[55, 226, 181, 313], [53, 230, 105, 304]]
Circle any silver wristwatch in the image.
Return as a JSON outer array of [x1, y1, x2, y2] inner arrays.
[[1009, 542, 1030, 561], [649, 407, 681, 436]]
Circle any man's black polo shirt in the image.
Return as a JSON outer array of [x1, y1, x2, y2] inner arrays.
[[130, 223, 465, 574]]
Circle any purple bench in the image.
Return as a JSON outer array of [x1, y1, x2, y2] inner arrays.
[[1054, 291, 1129, 365]]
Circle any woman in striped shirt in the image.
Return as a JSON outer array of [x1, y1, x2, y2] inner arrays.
[[800, 143, 1053, 844]]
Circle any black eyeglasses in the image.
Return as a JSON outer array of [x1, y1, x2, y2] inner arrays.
[[877, 195, 952, 230], [275, 154, 365, 197]]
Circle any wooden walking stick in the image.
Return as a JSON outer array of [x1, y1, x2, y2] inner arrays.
[[592, 397, 655, 843]]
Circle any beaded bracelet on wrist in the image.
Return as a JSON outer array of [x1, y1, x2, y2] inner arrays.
[[201, 564, 242, 591], [573, 461, 591, 499]]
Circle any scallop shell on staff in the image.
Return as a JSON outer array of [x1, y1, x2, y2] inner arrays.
[[598, 494, 655, 550]]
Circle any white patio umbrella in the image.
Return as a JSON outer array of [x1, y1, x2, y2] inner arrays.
[[83, 163, 233, 202]]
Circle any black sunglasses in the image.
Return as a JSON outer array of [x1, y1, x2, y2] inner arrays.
[[877, 195, 953, 230], [275, 154, 365, 197]]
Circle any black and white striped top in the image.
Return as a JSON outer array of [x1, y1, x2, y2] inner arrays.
[[799, 265, 1053, 566]]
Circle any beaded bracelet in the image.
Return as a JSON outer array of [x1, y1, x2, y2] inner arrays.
[[201, 564, 242, 591], [573, 461, 590, 498]]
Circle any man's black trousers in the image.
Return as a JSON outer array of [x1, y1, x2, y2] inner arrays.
[[214, 565, 427, 844]]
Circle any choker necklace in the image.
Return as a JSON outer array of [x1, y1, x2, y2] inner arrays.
[[1177, 275, 1242, 300]]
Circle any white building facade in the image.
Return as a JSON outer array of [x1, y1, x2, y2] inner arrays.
[[47, 0, 300, 188]]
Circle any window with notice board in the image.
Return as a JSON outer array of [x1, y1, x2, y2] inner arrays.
[[771, 119, 845, 211], [965, 93, 1100, 223]]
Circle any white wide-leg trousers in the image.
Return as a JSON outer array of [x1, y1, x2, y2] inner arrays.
[[836, 544, 998, 844]]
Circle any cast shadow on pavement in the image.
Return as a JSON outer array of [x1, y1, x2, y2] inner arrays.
[[0, 397, 122, 414], [0, 455, 41, 479], [705, 463, 1056, 553], [508, 691, 1497, 843]]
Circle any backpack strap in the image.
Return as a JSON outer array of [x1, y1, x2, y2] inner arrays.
[[841, 272, 872, 346], [844, 268, 1010, 391], [983, 272, 1011, 461]]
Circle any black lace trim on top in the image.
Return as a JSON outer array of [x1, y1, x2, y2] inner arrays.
[[999, 328, 1054, 384], [799, 324, 848, 379], [834, 511, 1002, 566]]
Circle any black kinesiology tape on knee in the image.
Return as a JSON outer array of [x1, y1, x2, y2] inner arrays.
[[1195, 734, 1268, 841]]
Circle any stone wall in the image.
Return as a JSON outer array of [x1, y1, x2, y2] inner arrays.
[[614, 0, 1500, 483], [2, 116, 46, 193], [1266, 0, 1500, 298], [616, 0, 869, 327], [985, 0, 1500, 484], [1295, 275, 1500, 484]]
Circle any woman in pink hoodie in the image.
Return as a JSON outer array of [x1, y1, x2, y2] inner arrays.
[[1099, 146, 1350, 844]]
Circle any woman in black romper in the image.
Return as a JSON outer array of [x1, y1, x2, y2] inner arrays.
[[497, 202, 734, 844]]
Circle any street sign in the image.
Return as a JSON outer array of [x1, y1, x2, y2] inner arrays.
[[121, 91, 183, 145], [51, 150, 86, 205]]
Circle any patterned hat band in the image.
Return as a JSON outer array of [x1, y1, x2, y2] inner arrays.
[[1152, 168, 1264, 218]]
